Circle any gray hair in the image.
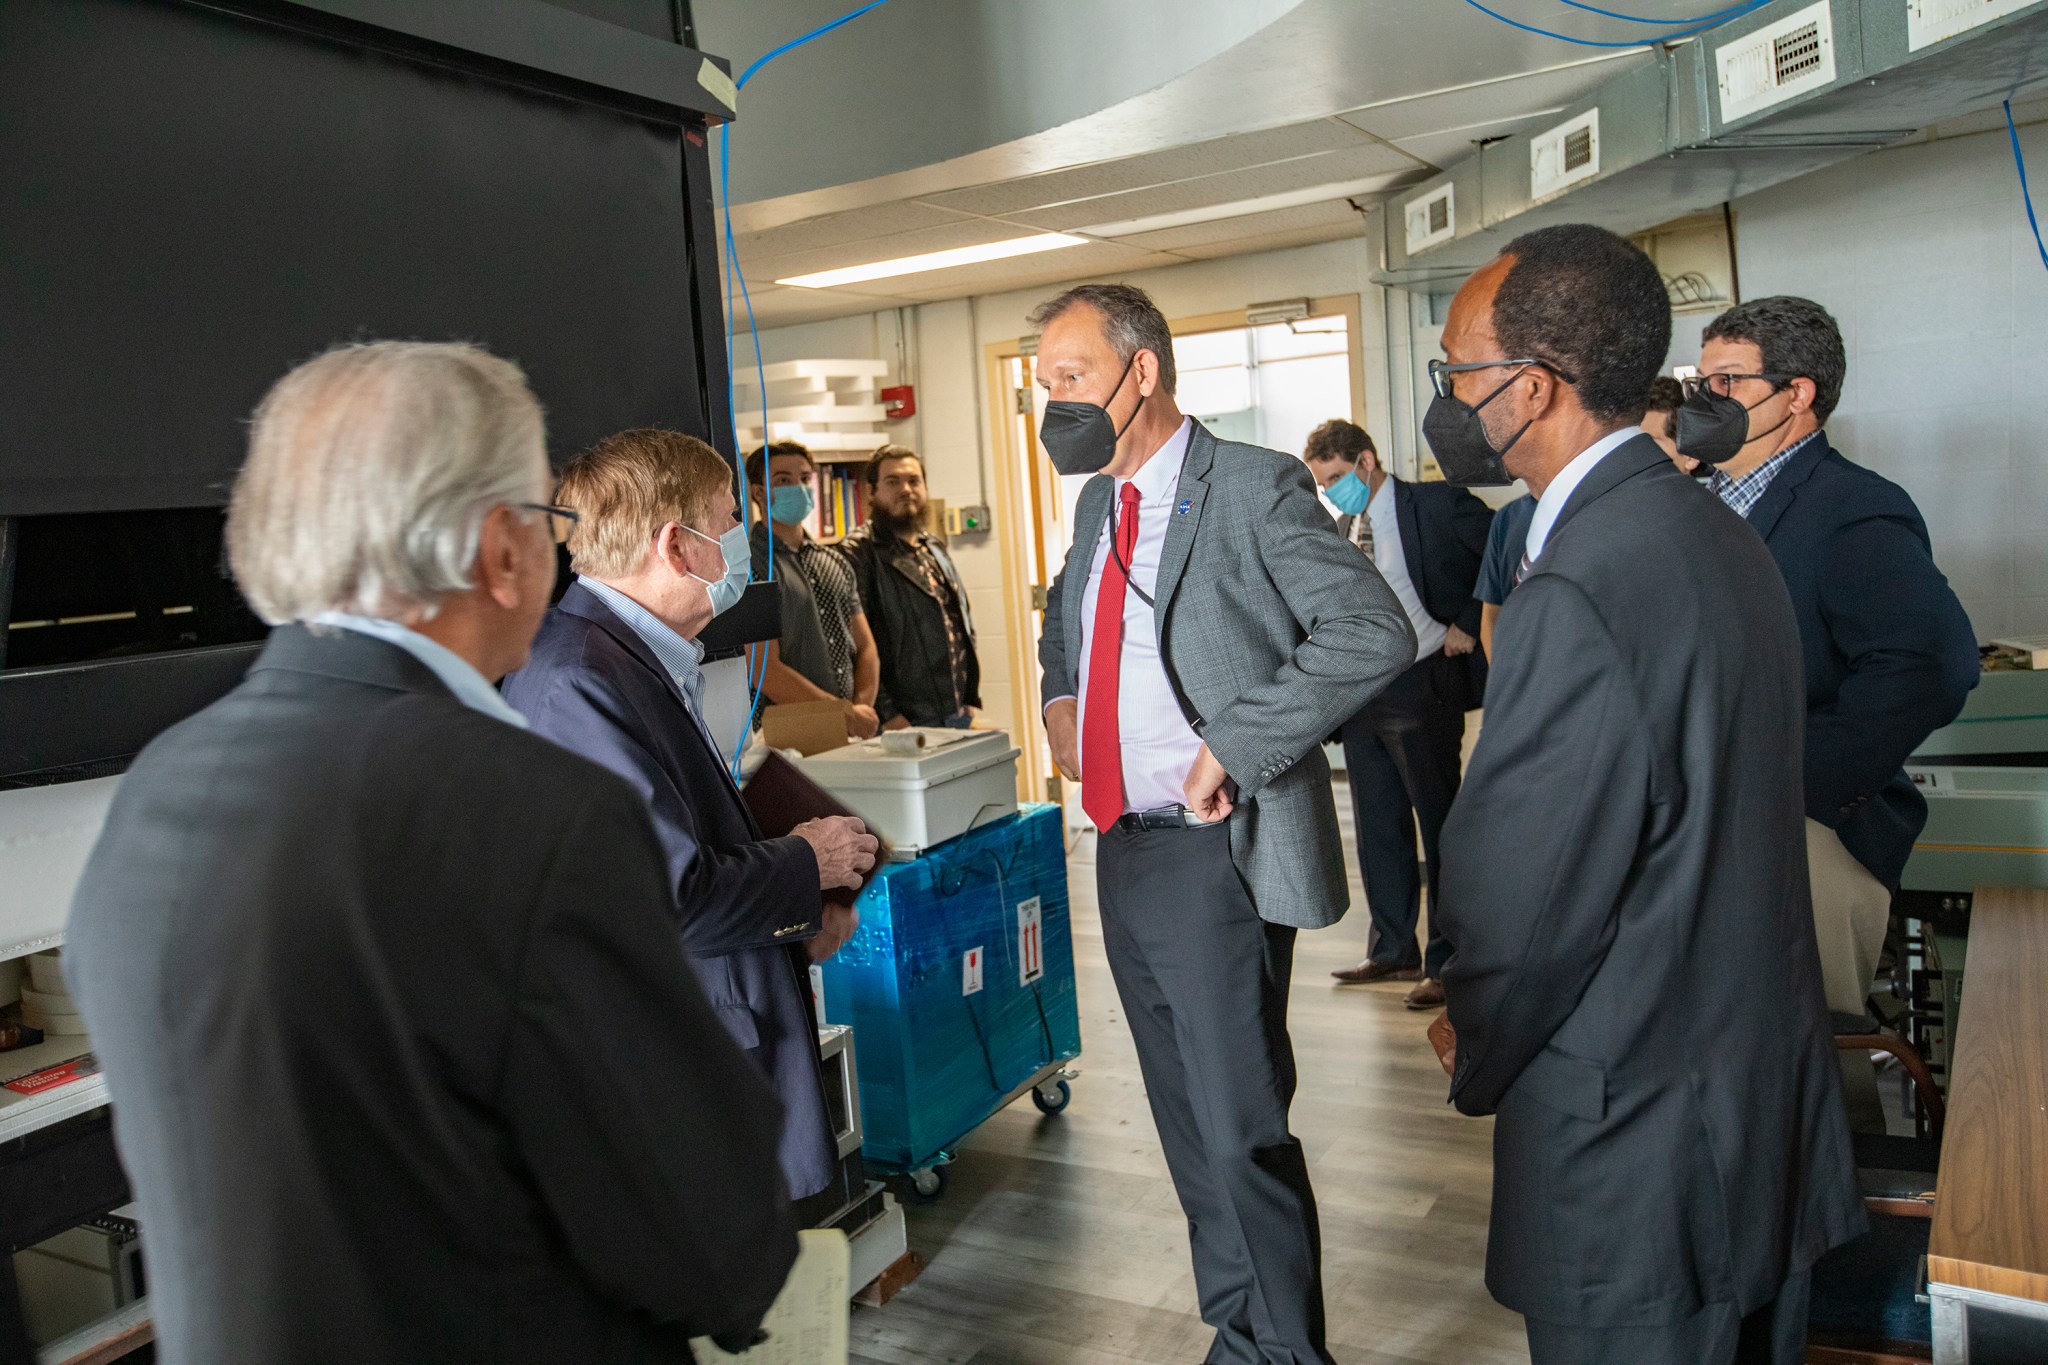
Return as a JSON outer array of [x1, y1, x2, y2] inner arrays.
[[1027, 282, 1177, 396], [226, 341, 548, 624]]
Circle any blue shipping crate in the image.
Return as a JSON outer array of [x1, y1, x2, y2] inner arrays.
[[818, 803, 1081, 1170]]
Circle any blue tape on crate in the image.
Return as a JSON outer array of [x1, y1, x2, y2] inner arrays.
[[818, 804, 1081, 1170]]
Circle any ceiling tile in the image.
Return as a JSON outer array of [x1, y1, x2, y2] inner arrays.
[[875, 242, 1185, 301], [1009, 143, 1423, 232], [1115, 198, 1367, 253], [1167, 221, 1372, 262], [914, 119, 1377, 218], [740, 218, 1077, 284], [740, 201, 991, 260]]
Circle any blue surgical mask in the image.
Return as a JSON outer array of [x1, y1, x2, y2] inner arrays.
[[769, 484, 815, 526], [1325, 468, 1371, 516], [685, 522, 751, 617]]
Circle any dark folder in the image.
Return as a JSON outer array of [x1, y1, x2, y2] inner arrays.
[[742, 750, 889, 909]]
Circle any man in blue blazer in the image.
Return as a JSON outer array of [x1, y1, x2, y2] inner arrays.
[[1686, 297, 1977, 1123], [503, 428, 879, 1208], [1305, 420, 1493, 1009]]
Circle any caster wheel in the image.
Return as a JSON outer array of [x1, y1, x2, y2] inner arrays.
[[1031, 1078, 1072, 1114], [907, 1166, 948, 1203]]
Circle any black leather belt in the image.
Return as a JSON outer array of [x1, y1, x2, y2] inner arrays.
[[1112, 805, 1220, 833]]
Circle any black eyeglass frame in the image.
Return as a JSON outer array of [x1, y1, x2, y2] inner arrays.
[[1428, 356, 1579, 400], [1680, 372, 1794, 400], [518, 502, 582, 540]]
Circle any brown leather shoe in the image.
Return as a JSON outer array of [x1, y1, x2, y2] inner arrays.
[[1331, 960, 1424, 984], [1404, 978, 1445, 1010]]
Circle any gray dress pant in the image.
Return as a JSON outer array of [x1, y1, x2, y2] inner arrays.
[[1524, 1270, 1812, 1365], [1097, 821, 1332, 1365]]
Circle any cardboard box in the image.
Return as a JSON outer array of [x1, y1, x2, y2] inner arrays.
[[763, 700, 850, 756]]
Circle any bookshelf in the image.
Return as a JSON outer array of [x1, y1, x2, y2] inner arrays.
[[737, 359, 892, 542]]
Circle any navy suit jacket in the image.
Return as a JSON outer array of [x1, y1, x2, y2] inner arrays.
[[1346, 479, 1493, 709], [502, 583, 839, 1200], [1745, 436, 1978, 890]]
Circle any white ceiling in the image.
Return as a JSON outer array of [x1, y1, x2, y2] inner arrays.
[[712, 0, 1719, 327]]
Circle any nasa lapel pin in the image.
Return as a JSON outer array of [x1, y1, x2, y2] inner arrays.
[[1177, 499, 1192, 516]]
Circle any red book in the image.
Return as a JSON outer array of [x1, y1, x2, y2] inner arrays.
[[5, 1053, 100, 1095]]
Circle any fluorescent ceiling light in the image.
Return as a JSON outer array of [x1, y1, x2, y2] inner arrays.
[[1076, 176, 1400, 240], [776, 233, 1087, 289]]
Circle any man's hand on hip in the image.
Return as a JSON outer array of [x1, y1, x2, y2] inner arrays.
[[1427, 1010, 1457, 1078], [1044, 697, 1080, 780], [1182, 744, 1234, 822], [792, 815, 879, 891]]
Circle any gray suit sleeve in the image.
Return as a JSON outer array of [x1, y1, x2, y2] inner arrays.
[[1437, 575, 1652, 1117], [1199, 457, 1416, 798], [1037, 538, 1078, 709], [497, 778, 797, 1341]]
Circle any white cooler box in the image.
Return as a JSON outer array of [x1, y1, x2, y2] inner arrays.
[[797, 728, 1020, 858]]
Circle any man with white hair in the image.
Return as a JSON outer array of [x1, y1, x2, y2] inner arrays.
[[65, 342, 798, 1365]]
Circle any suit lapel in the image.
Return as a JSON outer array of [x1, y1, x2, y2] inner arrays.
[[1393, 479, 1428, 599], [1153, 421, 1214, 620], [558, 584, 754, 816], [1066, 477, 1112, 676], [1745, 437, 1830, 542]]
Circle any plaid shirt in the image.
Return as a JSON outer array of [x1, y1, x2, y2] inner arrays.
[[1708, 432, 1820, 519]]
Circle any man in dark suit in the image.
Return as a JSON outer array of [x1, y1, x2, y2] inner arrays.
[[65, 343, 798, 1364], [502, 427, 878, 1215], [1687, 298, 1977, 1126], [1034, 283, 1415, 1365], [1306, 419, 1493, 1009], [1425, 227, 1864, 1364]]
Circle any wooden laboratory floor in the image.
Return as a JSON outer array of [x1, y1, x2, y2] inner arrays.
[[848, 786, 1530, 1365]]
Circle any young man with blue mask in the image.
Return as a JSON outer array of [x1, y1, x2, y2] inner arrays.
[[1302, 419, 1493, 1009], [503, 427, 879, 1217], [745, 441, 881, 740]]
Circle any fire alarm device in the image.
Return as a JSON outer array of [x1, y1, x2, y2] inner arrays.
[[881, 385, 916, 420]]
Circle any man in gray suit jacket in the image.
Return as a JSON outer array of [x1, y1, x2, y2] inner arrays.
[[1424, 227, 1864, 1364], [65, 343, 796, 1364], [1033, 283, 1414, 1365]]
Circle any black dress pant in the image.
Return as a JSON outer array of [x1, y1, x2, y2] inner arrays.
[[1338, 651, 1466, 979], [1097, 822, 1332, 1365], [1524, 1270, 1812, 1365]]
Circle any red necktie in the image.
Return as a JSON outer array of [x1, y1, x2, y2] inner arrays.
[[1082, 483, 1142, 830]]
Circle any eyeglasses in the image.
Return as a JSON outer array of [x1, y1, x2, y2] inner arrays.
[[1428, 357, 1578, 400], [1681, 372, 1791, 400], [519, 502, 581, 542]]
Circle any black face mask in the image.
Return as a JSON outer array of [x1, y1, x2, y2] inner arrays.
[[1421, 369, 1527, 487], [1674, 385, 1791, 466], [1039, 353, 1143, 477]]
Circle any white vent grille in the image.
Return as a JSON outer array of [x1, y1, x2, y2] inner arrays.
[[1404, 184, 1455, 255], [1716, 1, 1836, 124], [1530, 109, 1601, 202], [1908, 0, 2032, 50]]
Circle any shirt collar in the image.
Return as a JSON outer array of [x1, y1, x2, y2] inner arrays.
[[1120, 416, 1194, 503], [1707, 430, 1821, 517], [1524, 425, 1642, 564], [310, 613, 529, 729], [575, 576, 705, 701]]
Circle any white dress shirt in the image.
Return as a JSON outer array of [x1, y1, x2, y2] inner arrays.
[[1073, 417, 1205, 815], [312, 612, 528, 729], [1363, 477, 1447, 660], [1523, 426, 1643, 565]]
